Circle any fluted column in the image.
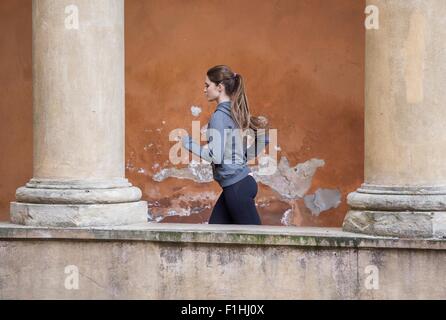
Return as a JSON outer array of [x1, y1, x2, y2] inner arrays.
[[343, 0, 446, 238], [10, 0, 147, 227]]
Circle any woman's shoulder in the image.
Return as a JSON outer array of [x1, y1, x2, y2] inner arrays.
[[209, 109, 235, 126]]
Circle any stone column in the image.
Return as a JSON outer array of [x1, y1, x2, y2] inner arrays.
[[10, 0, 147, 227], [343, 0, 446, 238]]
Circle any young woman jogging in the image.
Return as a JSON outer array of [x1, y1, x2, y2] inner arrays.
[[182, 65, 269, 225]]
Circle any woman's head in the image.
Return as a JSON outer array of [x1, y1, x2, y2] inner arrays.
[[205, 65, 268, 131]]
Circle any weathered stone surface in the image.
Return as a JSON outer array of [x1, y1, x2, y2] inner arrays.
[[8, 0, 145, 227], [342, 210, 441, 238], [344, 185, 446, 238], [0, 223, 445, 299], [348, 188, 446, 211], [10, 201, 149, 227], [343, 0, 446, 238], [25, 178, 132, 189], [15, 186, 142, 204]]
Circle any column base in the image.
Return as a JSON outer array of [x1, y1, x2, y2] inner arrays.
[[343, 210, 446, 238], [343, 184, 446, 238], [10, 201, 149, 227]]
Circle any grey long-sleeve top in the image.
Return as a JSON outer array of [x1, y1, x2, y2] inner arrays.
[[182, 101, 268, 188]]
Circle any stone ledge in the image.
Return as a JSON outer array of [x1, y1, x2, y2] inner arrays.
[[9, 201, 148, 227], [0, 222, 445, 250]]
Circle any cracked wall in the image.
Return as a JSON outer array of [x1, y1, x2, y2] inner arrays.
[[0, 0, 365, 226], [123, 0, 365, 227], [148, 155, 343, 225]]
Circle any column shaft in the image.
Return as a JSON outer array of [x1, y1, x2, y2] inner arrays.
[[10, 0, 147, 227], [343, 0, 446, 238]]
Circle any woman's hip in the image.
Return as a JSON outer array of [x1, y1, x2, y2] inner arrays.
[[224, 174, 258, 198]]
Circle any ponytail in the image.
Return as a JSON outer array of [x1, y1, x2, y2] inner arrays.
[[207, 65, 269, 132]]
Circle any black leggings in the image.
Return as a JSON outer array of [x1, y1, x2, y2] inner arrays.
[[209, 175, 262, 225]]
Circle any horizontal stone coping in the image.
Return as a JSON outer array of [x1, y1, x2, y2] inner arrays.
[[0, 222, 445, 250]]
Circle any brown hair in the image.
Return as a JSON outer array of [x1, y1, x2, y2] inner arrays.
[[207, 65, 268, 131]]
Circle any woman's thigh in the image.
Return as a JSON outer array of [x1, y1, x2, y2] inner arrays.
[[209, 191, 233, 224], [223, 176, 261, 225]]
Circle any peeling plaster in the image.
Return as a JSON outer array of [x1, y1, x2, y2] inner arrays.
[[153, 160, 213, 183], [191, 105, 202, 117], [151, 155, 342, 223], [152, 156, 324, 192], [252, 156, 325, 200], [144, 143, 154, 151], [257, 202, 269, 208], [148, 211, 164, 223], [152, 163, 160, 170], [304, 188, 342, 216], [126, 160, 135, 171], [280, 209, 293, 226], [168, 209, 188, 216], [149, 191, 217, 222]]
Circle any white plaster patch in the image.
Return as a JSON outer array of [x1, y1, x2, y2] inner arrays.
[[154, 156, 326, 201], [191, 105, 202, 117], [252, 156, 325, 200], [304, 188, 342, 216], [152, 163, 160, 170], [126, 160, 135, 171], [153, 160, 214, 183], [280, 209, 293, 226]]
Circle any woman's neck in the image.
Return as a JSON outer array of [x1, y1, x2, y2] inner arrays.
[[217, 96, 231, 105]]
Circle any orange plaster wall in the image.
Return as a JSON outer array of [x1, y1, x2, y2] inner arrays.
[[0, 0, 33, 222], [0, 0, 365, 227]]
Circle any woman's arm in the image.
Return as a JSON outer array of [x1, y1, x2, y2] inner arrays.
[[182, 113, 226, 164]]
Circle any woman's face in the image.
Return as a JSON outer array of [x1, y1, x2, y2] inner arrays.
[[204, 76, 221, 102]]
